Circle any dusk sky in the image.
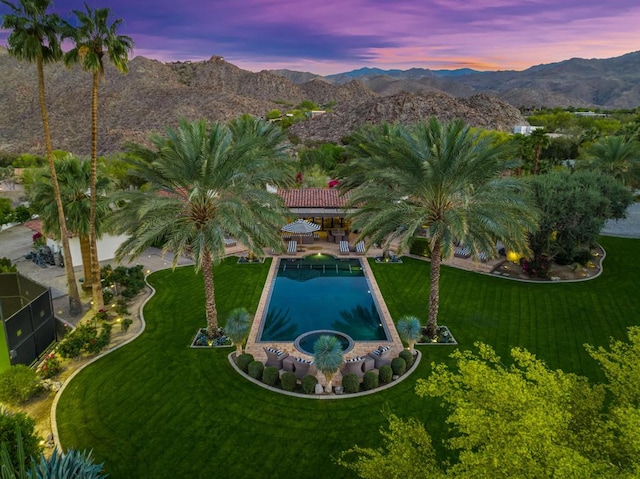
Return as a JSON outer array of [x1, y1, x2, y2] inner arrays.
[[1, 0, 639, 75]]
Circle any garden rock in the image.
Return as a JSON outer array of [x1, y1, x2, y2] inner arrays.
[[314, 383, 324, 395]]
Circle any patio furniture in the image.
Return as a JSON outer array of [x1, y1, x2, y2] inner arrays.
[[264, 347, 289, 369], [368, 346, 392, 368], [355, 241, 366, 255], [454, 247, 470, 258], [224, 238, 236, 247], [283, 356, 316, 380], [339, 240, 350, 255], [342, 356, 375, 378], [287, 241, 298, 254]]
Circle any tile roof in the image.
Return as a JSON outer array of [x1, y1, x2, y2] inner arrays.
[[277, 188, 349, 208]]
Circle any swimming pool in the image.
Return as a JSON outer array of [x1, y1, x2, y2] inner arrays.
[[258, 254, 389, 344]]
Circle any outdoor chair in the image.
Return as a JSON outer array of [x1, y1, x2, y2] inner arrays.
[[224, 238, 237, 247], [355, 241, 366, 255], [368, 346, 392, 368], [339, 240, 350, 255], [342, 356, 375, 378], [287, 240, 297, 254], [283, 356, 315, 380], [264, 347, 289, 369]]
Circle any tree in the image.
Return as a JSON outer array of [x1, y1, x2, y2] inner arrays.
[[63, 4, 134, 311], [578, 135, 640, 188], [2, 0, 82, 315], [224, 308, 252, 355], [312, 335, 343, 393], [109, 117, 293, 337], [527, 170, 633, 264], [396, 315, 421, 353], [341, 119, 537, 338], [527, 128, 551, 175], [340, 334, 640, 478], [28, 155, 112, 288]]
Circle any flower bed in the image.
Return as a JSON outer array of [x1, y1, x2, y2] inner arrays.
[[190, 328, 231, 348], [416, 325, 457, 345]]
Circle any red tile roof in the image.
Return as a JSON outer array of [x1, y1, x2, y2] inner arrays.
[[277, 188, 349, 208]]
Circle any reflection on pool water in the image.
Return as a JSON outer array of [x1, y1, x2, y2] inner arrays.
[[258, 255, 388, 343]]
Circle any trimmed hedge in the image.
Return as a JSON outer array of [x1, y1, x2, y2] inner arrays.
[[262, 366, 279, 387], [301, 375, 318, 394], [281, 372, 297, 392], [378, 365, 393, 384], [391, 357, 407, 376], [236, 354, 254, 373], [399, 350, 415, 369], [362, 371, 379, 391], [247, 361, 264, 380], [341, 373, 360, 394]]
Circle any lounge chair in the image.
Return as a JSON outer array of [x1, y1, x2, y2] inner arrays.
[[339, 240, 350, 255], [355, 241, 366, 255], [224, 238, 237, 247], [454, 247, 470, 259], [287, 240, 297, 254], [264, 347, 289, 369], [368, 346, 392, 368]]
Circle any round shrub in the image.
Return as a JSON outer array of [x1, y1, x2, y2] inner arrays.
[[247, 361, 264, 380], [362, 371, 379, 390], [0, 409, 42, 472], [236, 353, 254, 373], [391, 357, 407, 376], [341, 373, 360, 394], [378, 365, 393, 384], [399, 350, 415, 369], [0, 365, 42, 405], [301, 375, 318, 394], [262, 366, 280, 387], [281, 371, 297, 392]]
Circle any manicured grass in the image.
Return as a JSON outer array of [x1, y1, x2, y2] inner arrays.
[[56, 238, 640, 478]]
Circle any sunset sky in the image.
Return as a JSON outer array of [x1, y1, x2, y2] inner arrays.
[[1, 0, 639, 75]]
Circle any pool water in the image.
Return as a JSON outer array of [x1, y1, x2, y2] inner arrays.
[[259, 256, 388, 343]]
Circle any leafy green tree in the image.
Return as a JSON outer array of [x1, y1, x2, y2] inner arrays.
[[396, 315, 421, 353], [298, 143, 345, 174], [578, 135, 640, 188], [2, 0, 82, 315], [28, 155, 112, 287], [527, 170, 633, 264], [341, 119, 537, 338], [0, 198, 13, 226], [63, 4, 134, 312], [296, 100, 319, 111], [313, 335, 343, 393], [109, 117, 293, 337], [224, 308, 252, 355]]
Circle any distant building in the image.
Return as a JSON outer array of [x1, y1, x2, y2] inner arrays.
[[513, 125, 543, 135], [573, 111, 607, 118]]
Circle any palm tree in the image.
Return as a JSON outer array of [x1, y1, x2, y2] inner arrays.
[[2, 0, 82, 315], [528, 128, 550, 175], [313, 335, 344, 393], [109, 117, 293, 337], [28, 155, 111, 289], [342, 118, 538, 339], [579, 135, 640, 188], [225, 308, 252, 355], [397, 315, 422, 353], [62, 4, 134, 311]]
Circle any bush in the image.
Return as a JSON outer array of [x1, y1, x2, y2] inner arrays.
[[0, 257, 17, 273], [281, 371, 297, 392], [247, 361, 264, 380], [573, 249, 593, 265], [236, 353, 254, 372], [0, 365, 42, 405], [391, 357, 407, 376], [378, 365, 393, 384], [399, 350, 415, 369], [301, 375, 318, 394], [0, 409, 42, 471], [37, 352, 62, 379], [57, 323, 112, 359], [341, 373, 360, 394], [409, 237, 431, 257], [262, 366, 280, 387], [85, 323, 112, 355], [362, 371, 379, 390]]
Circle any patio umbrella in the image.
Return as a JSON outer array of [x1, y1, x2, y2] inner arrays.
[[281, 219, 321, 234]]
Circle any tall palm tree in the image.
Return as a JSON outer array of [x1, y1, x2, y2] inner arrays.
[[2, 0, 82, 315], [28, 155, 112, 289], [528, 128, 550, 175], [579, 135, 640, 188], [62, 4, 134, 311], [342, 118, 538, 338], [109, 117, 293, 337], [313, 335, 344, 393]]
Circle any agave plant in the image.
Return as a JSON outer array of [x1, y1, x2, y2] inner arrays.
[[32, 448, 107, 479], [313, 335, 344, 393], [224, 308, 252, 355], [397, 315, 422, 353]]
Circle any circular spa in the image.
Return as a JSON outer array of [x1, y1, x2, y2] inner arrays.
[[294, 330, 355, 356]]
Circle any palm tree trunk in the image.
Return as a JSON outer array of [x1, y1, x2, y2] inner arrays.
[[89, 70, 104, 311], [79, 235, 92, 291], [426, 238, 442, 339], [533, 144, 541, 175], [202, 248, 219, 337], [37, 55, 82, 316]]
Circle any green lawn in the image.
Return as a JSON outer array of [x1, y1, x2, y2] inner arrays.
[[56, 237, 640, 478]]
